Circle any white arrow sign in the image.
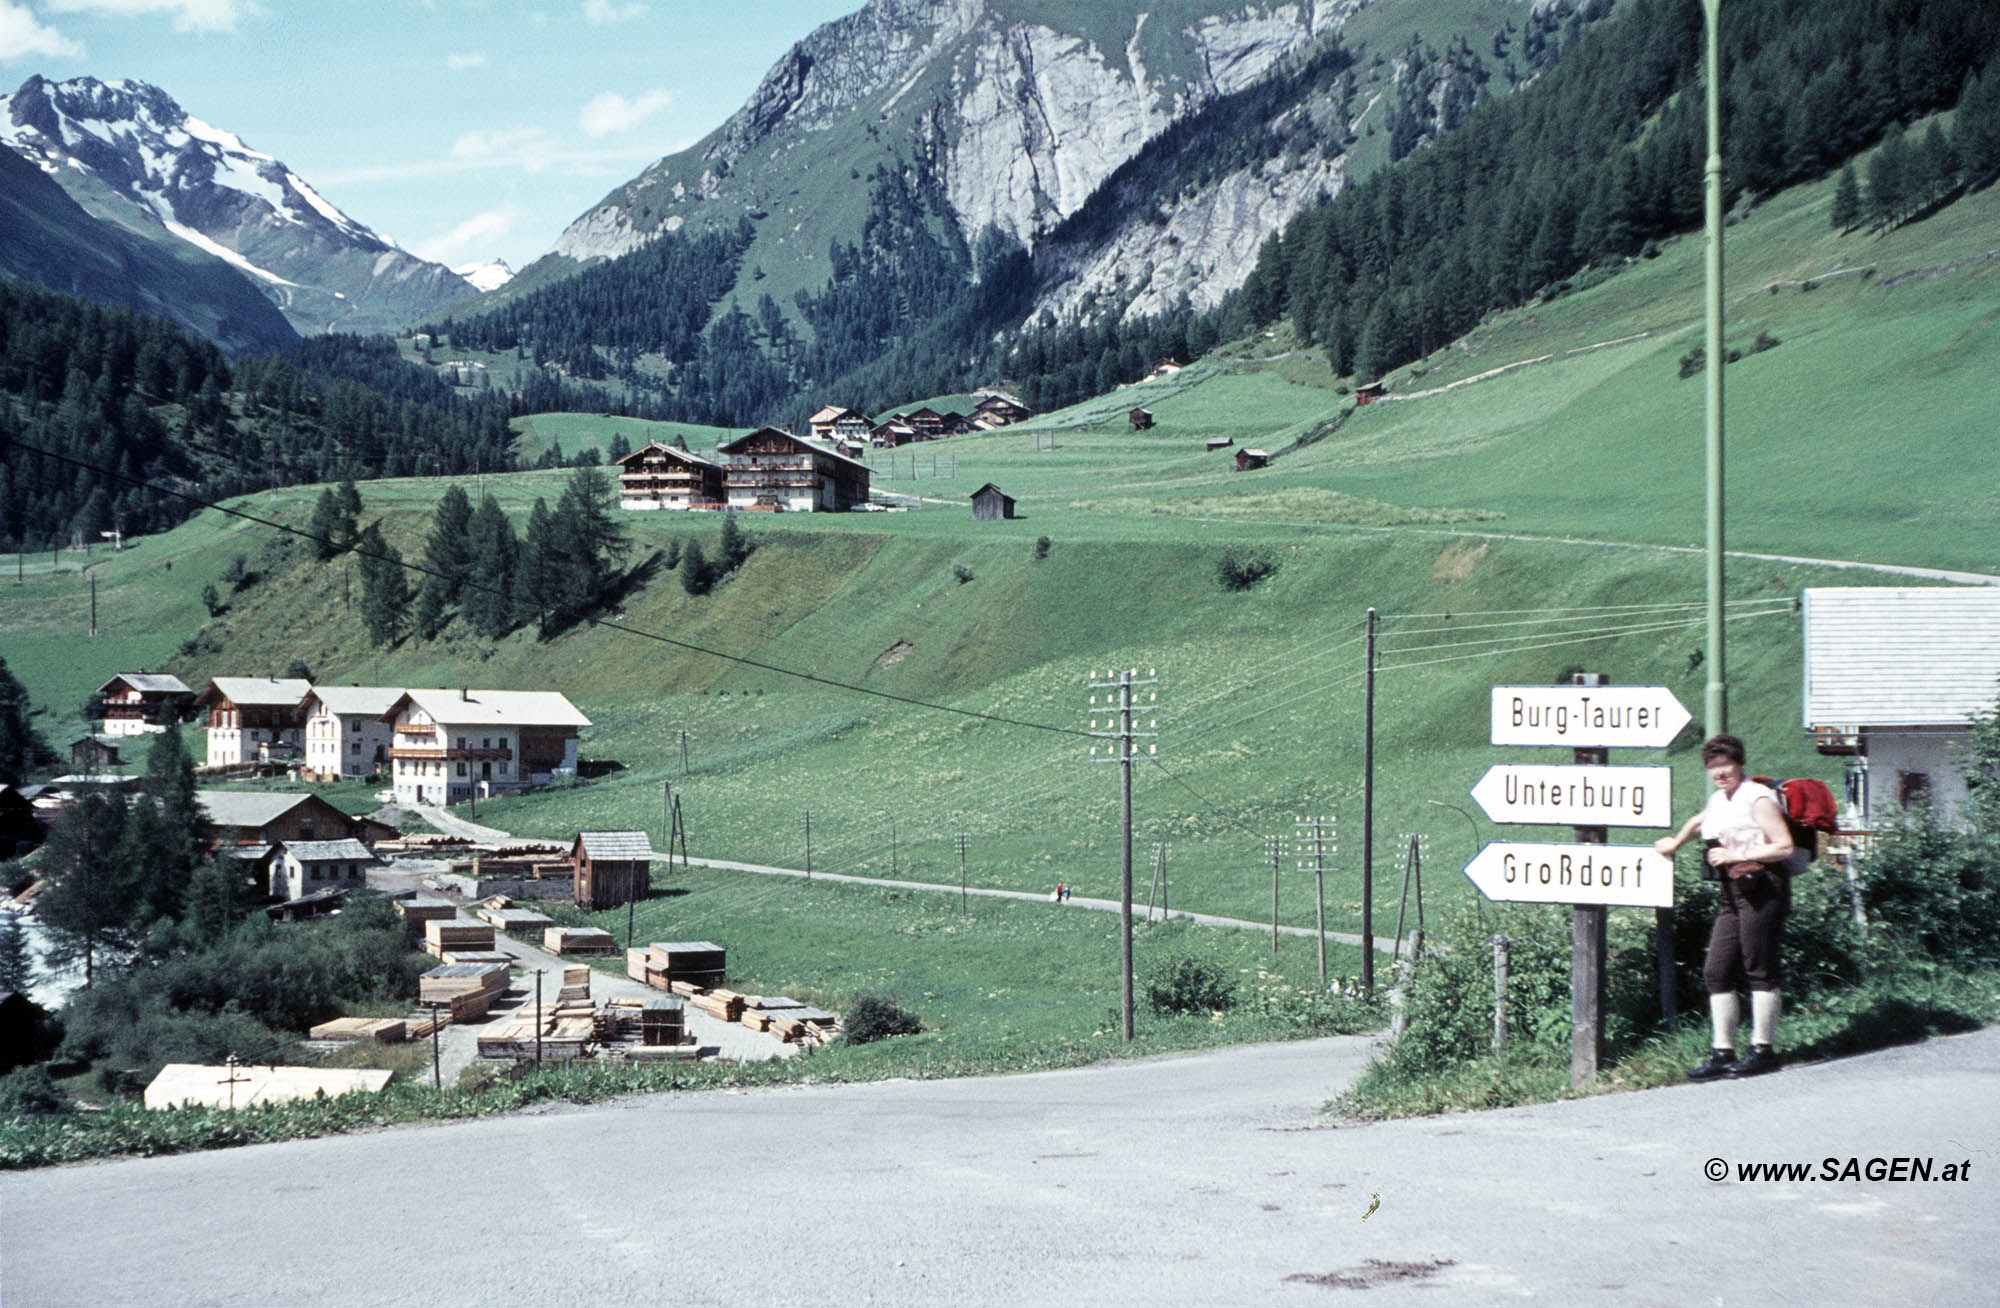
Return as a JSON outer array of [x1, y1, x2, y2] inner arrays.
[[1470, 764, 1675, 828], [1490, 685, 1692, 749], [1461, 840, 1675, 908]]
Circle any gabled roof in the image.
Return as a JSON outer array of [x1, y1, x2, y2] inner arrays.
[[575, 830, 652, 860], [194, 789, 323, 829], [1803, 587, 2000, 728], [98, 673, 192, 696], [199, 677, 313, 709], [969, 483, 1012, 502], [615, 440, 719, 470], [717, 426, 868, 472], [303, 686, 404, 718], [384, 689, 592, 729], [808, 405, 865, 424], [274, 838, 376, 862]]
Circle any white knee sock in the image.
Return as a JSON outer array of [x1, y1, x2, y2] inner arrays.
[[1751, 990, 1780, 1047], [1709, 992, 1740, 1051]]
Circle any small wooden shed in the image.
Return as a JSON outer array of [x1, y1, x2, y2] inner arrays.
[[970, 483, 1016, 521], [573, 829, 652, 910], [1354, 380, 1387, 406], [1205, 436, 1233, 451], [69, 735, 124, 772], [1235, 448, 1271, 472], [1128, 407, 1154, 430]]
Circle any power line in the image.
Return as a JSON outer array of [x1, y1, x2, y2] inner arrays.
[[1375, 606, 1789, 673], [1379, 597, 1793, 638], [1377, 605, 1791, 658]]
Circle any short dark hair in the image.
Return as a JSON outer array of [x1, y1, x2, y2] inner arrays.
[[1700, 733, 1746, 766]]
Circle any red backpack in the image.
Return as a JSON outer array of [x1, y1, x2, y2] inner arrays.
[[1753, 776, 1840, 862]]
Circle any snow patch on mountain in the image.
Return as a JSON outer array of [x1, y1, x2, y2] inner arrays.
[[452, 259, 515, 292]]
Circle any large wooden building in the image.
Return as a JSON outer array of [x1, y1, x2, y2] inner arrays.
[[613, 441, 725, 511], [93, 673, 195, 736], [195, 790, 367, 852], [716, 427, 870, 512]]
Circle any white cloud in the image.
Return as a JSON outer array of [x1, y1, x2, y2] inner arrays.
[[409, 202, 530, 265], [0, 2, 84, 59], [582, 0, 645, 24], [44, 0, 257, 34], [577, 87, 674, 139], [445, 51, 485, 70], [450, 126, 561, 173]]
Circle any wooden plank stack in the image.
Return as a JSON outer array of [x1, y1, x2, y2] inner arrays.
[[740, 996, 841, 1045], [639, 997, 686, 1047], [479, 907, 554, 934], [644, 941, 725, 989], [394, 897, 458, 941], [308, 1016, 408, 1043], [423, 919, 495, 959], [543, 926, 617, 955], [418, 962, 510, 1021]]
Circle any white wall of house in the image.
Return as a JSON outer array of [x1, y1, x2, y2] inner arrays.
[[305, 708, 394, 780], [390, 707, 526, 805], [204, 714, 302, 768], [1858, 728, 1974, 827], [273, 854, 369, 902]]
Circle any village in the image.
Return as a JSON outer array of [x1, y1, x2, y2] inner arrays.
[[7, 669, 842, 1107]]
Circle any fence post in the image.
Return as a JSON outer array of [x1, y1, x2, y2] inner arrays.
[[1492, 934, 1510, 1053]]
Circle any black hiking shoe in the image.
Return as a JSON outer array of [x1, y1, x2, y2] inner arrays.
[[1730, 1045, 1781, 1078], [1687, 1049, 1738, 1081]]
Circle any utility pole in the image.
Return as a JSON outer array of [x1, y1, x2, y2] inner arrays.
[[1090, 666, 1158, 1044], [1361, 608, 1378, 997], [1700, 0, 1728, 740], [680, 729, 689, 774], [956, 833, 969, 917], [803, 809, 812, 878], [1295, 815, 1335, 983], [891, 819, 898, 878], [428, 1001, 443, 1090], [534, 968, 545, 1068], [90, 574, 97, 637], [1266, 834, 1286, 955]]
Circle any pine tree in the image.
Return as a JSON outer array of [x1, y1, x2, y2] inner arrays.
[[414, 485, 474, 640], [1830, 162, 1861, 231], [518, 498, 558, 631], [124, 726, 203, 928], [1867, 123, 1910, 227], [462, 496, 520, 641], [0, 908, 31, 993], [719, 512, 754, 571], [0, 654, 50, 785], [36, 789, 133, 988], [1959, 69, 2000, 190], [355, 521, 410, 646], [307, 488, 346, 559]]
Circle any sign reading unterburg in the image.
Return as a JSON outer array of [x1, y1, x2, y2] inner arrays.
[[1470, 763, 1674, 828], [1489, 685, 1692, 750], [1462, 840, 1675, 908]]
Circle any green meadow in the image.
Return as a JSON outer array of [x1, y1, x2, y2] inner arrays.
[[5, 163, 1996, 1064]]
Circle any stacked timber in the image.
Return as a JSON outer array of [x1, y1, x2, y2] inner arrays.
[[419, 962, 510, 1021], [479, 907, 554, 934], [423, 919, 495, 959], [689, 986, 746, 1023], [645, 941, 725, 989], [626, 948, 651, 984], [544, 926, 617, 956], [309, 1017, 407, 1043], [640, 997, 686, 1047], [440, 949, 514, 967], [394, 897, 458, 942]]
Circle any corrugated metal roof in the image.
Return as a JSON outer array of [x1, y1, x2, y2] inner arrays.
[[577, 830, 652, 860], [1803, 587, 2000, 727], [276, 838, 375, 862], [306, 686, 405, 717], [388, 689, 591, 728]]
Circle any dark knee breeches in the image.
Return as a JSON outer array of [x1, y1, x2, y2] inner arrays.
[[1703, 868, 1790, 993]]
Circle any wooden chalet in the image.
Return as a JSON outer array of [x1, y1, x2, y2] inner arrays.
[[716, 426, 870, 512], [198, 677, 312, 768], [972, 393, 1034, 426], [1235, 448, 1271, 472], [871, 419, 917, 448], [970, 484, 1016, 521], [903, 407, 949, 439], [194, 790, 368, 854], [613, 440, 724, 511], [572, 829, 652, 910], [1129, 407, 1154, 430], [807, 406, 872, 444], [383, 688, 591, 807], [94, 673, 194, 736]]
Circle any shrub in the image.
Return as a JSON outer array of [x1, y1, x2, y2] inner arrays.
[[844, 993, 922, 1044], [1144, 954, 1236, 1016], [952, 563, 975, 584], [1216, 547, 1278, 591], [0, 1064, 67, 1116], [200, 583, 225, 617], [1032, 536, 1051, 561]]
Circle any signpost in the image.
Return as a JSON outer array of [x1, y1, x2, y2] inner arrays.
[[1463, 679, 1691, 1090]]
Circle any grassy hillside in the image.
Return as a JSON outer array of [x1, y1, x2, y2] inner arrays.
[[5, 163, 1994, 953]]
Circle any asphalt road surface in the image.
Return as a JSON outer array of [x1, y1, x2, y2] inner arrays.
[[5, 1026, 1995, 1306]]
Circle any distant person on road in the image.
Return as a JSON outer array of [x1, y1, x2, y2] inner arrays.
[[1654, 733, 1795, 1081]]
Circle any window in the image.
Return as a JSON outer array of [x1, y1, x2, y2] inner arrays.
[[351, 720, 362, 733], [310, 863, 322, 880], [499, 762, 509, 776], [1898, 771, 1931, 809], [482, 738, 491, 749], [456, 763, 467, 777], [351, 741, 361, 754], [457, 738, 467, 750]]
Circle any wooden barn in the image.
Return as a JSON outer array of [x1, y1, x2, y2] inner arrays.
[[1129, 407, 1154, 430], [1235, 448, 1271, 472], [573, 829, 652, 910], [1354, 380, 1387, 406], [970, 483, 1016, 521]]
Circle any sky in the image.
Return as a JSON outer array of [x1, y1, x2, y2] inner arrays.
[[0, 0, 855, 269]]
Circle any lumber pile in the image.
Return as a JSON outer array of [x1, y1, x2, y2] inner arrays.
[[688, 986, 746, 1023], [308, 1017, 407, 1043], [419, 961, 510, 1009], [423, 918, 495, 958], [439, 949, 514, 967], [543, 926, 617, 955], [394, 896, 458, 941], [741, 996, 841, 1046], [479, 906, 554, 934], [643, 941, 725, 989]]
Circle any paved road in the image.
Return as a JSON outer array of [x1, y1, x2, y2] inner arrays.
[[5, 1028, 1994, 1306]]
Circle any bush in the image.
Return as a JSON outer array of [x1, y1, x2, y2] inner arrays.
[[952, 563, 974, 584], [1144, 954, 1236, 1016], [844, 993, 922, 1044], [0, 1064, 67, 1116], [1216, 547, 1278, 591], [1032, 536, 1051, 561]]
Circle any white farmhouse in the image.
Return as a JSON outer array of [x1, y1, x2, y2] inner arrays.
[[268, 838, 378, 901], [301, 686, 403, 781], [197, 677, 312, 768], [384, 688, 591, 807], [1802, 586, 2000, 827]]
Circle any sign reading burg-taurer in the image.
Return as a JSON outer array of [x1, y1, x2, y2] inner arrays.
[[1488, 685, 1692, 750], [1469, 763, 1674, 828]]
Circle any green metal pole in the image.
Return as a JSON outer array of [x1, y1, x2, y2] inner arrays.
[[1701, 0, 1727, 735]]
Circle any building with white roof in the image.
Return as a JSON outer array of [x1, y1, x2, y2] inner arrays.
[[93, 673, 194, 735], [197, 677, 312, 768], [1802, 587, 2000, 826], [300, 685, 403, 781], [382, 688, 591, 806]]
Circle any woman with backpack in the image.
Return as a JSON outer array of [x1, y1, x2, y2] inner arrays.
[[1654, 733, 1796, 1080]]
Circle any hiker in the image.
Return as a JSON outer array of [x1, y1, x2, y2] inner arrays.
[[1052, 883, 1063, 903], [1654, 733, 1795, 1080]]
